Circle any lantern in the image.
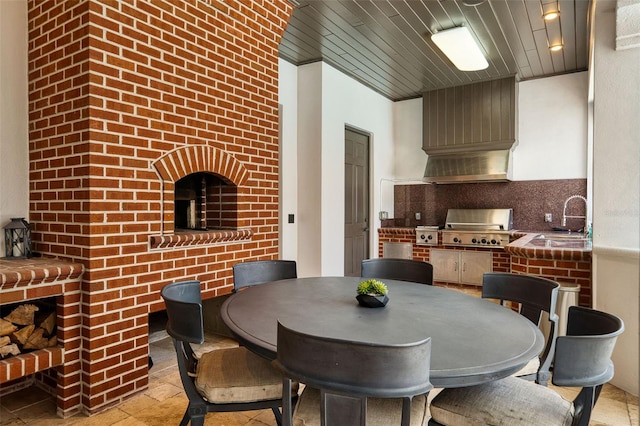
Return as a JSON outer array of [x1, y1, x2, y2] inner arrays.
[[4, 218, 32, 258]]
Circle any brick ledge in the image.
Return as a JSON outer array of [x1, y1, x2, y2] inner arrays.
[[0, 347, 64, 384], [149, 229, 253, 249]]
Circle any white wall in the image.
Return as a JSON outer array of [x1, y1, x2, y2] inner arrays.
[[389, 73, 589, 183], [514, 72, 589, 181], [591, 0, 640, 396], [284, 62, 394, 276], [387, 98, 427, 216], [0, 0, 29, 256], [278, 59, 298, 261]]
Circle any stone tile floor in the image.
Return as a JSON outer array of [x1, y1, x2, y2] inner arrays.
[[1, 332, 637, 425], [1, 287, 638, 425]]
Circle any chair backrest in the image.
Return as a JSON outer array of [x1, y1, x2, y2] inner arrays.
[[276, 321, 432, 426], [553, 306, 624, 426], [361, 258, 434, 285], [233, 260, 297, 291], [482, 272, 560, 385], [553, 306, 624, 387], [161, 280, 205, 344], [481, 272, 560, 325]]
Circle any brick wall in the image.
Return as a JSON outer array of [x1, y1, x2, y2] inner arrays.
[[511, 256, 592, 306], [27, 0, 293, 416]]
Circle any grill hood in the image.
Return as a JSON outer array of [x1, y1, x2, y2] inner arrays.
[[423, 149, 513, 184]]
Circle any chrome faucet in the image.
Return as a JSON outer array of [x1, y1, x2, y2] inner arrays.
[[561, 195, 588, 231]]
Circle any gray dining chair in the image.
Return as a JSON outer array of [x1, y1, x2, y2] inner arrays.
[[161, 280, 298, 426], [233, 259, 297, 291], [428, 306, 624, 426], [275, 320, 433, 426], [361, 258, 434, 285], [481, 272, 560, 386]]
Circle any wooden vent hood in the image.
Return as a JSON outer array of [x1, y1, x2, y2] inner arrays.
[[422, 77, 517, 183]]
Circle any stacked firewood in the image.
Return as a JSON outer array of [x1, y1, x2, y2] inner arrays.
[[0, 304, 57, 358]]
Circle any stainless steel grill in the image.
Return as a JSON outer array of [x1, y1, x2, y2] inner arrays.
[[441, 209, 513, 248]]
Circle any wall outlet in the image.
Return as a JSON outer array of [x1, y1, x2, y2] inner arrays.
[[544, 213, 552, 223], [415, 212, 421, 220]]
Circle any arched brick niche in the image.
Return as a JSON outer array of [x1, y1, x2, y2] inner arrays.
[[151, 145, 252, 249]]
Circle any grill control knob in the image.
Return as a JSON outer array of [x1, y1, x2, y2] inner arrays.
[[471, 238, 478, 243], [481, 238, 487, 244], [491, 239, 497, 244], [427, 235, 433, 240], [453, 237, 459, 243]]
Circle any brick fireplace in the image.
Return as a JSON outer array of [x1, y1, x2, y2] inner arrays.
[[17, 0, 293, 417]]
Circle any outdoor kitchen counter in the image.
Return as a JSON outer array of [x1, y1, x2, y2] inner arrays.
[[377, 227, 592, 262], [506, 231, 592, 261]]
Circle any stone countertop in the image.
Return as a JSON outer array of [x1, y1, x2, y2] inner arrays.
[[0, 257, 84, 288]]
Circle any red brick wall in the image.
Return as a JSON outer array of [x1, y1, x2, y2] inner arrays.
[[28, 0, 293, 416], [511, 256, 592, 307]]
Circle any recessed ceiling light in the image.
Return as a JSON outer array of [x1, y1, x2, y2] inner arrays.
[[462, 0, 487, 6], [431, 26, 488, 71], [543, 11, 560, 20]]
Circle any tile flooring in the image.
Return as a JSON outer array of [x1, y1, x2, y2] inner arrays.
[[1, 293, 638, 426]]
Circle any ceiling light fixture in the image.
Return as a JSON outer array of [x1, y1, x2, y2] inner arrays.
[[549, 43, 564, 52], [431, 26, 488, 71], [543, 10, 560, 20]]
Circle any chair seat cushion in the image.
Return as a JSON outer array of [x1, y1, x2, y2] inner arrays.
[[293, 386, 428, 426], [429, 376, 574, 426], [196, 346, 297, 404]]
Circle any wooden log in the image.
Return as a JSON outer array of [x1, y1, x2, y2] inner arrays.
[[0, 343, 20, 358], [0, 336, 10, 347], [38, 311, 56, 336], [0, 318, 18, 336], [11, 324, 35, 346], [23, 327, 49, 350], [4, 304, 39, 326]]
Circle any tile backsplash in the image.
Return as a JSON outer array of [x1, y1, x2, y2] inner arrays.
[[392, 179, 587, 232]]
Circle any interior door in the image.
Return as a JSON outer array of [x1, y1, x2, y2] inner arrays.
[[344, 128, 370, 276]]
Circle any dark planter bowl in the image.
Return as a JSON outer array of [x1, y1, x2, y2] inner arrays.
[[356, 294, 389, 308]]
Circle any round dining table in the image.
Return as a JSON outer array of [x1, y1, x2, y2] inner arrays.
[[220, 276, 544, 388]]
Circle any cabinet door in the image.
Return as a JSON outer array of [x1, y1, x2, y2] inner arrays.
[[430, 249, 459, 283], [460, 251, 493, 285]]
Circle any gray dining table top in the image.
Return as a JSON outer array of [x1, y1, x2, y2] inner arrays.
[[220, 276, 544, 388]]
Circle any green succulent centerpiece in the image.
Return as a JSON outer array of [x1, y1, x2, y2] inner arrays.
[[357, 279, 388, 296], [356, 279, 389, 308]]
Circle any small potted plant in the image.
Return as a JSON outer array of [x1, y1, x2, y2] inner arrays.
[[356, 279, 389, 308]]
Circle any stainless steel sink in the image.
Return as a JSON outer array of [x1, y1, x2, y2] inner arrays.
[[529, 234, 592, 249], [535, 233, 587, 240]]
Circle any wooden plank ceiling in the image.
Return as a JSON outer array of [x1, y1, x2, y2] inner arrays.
[[279, 0, 591, 101]]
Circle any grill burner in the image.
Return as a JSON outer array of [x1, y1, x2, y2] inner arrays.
[[442, 209, 513, 248]]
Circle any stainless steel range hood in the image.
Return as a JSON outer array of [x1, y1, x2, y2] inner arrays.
[[423, 149, 513, 184], [421, 77, 517, 184]]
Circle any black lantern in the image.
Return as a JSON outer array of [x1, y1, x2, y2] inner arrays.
[[4, 218, 32, 258]]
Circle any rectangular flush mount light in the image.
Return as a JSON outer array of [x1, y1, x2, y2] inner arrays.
[[431, 26, 488, 71]]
